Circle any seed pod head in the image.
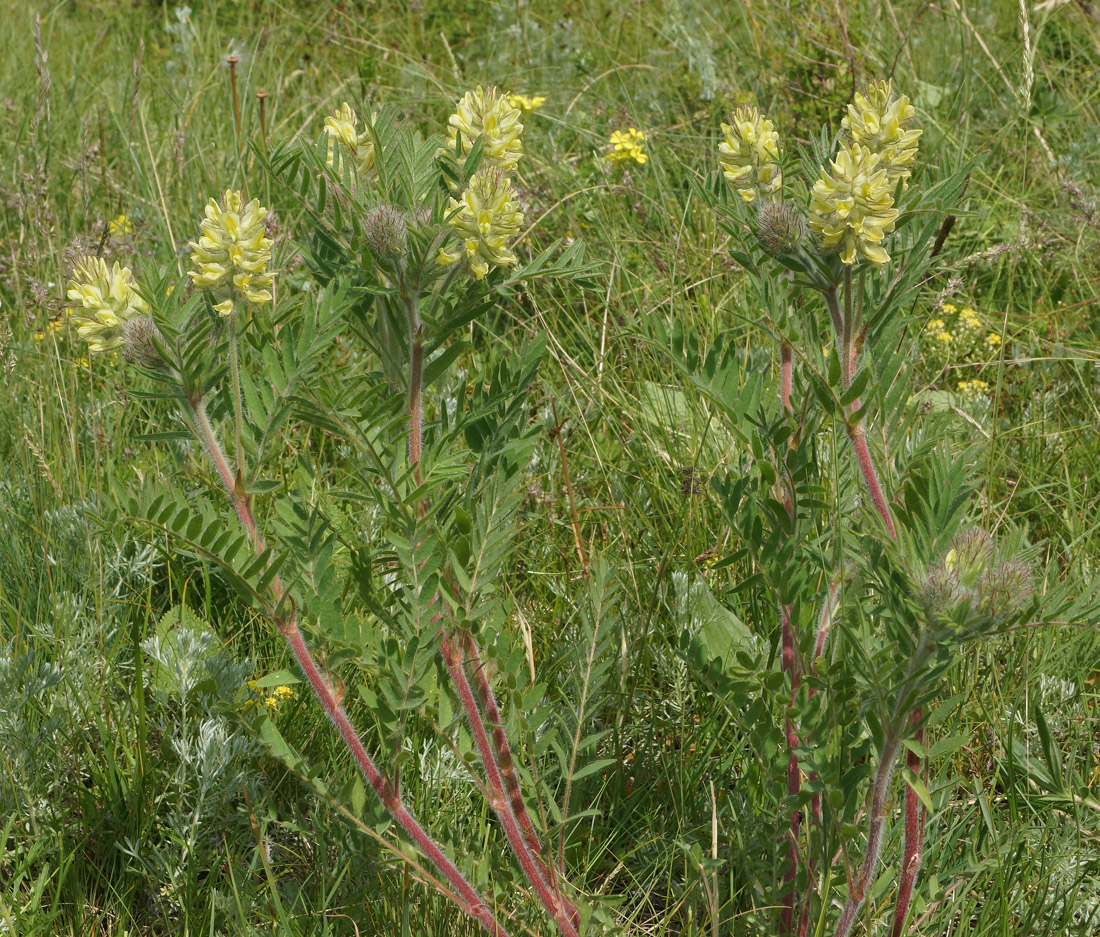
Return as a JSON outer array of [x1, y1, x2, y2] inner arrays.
[[918, 562, 970, 617], [948, 527, 996, 584], [754, 200, 807, 259]]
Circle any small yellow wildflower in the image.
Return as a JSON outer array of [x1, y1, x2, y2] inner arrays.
[[719, 107, 781, 202], [935, 331, 953, 344], [34, 319, 63, 342], [76, 356, 90, 369], [273, 685, 294, 700], [986, 332, 1002, 348], [956, 379, 990, 399], [926, 319, 945, 333], [438, 167, 525, 279], [608, 128, 648, 165], [506, 92, 546, 115], [941, 303, 957, 315], [808, 143, 898, 265], [108, 214, 134, 235], [264, 696, 280, 710], [188, 190, 274, 313]]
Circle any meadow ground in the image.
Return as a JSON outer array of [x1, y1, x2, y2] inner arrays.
[[1, 1, 1100, 935]]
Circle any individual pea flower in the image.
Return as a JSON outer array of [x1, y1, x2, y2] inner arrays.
[[188, 189, 274, 314], [67, 255, 150, 354], [446, 86, 524, 173], [323, 101, 378, 179], [841, 80, 921, 186], [506, 92, 546, 115], [719, 107, 782, 202], [607, 128, 648, 165], [808, 143, 899, 266], [438, 167, 525, 280]]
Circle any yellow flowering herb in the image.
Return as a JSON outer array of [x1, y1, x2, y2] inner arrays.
[[188, 189, 274, 314], [438, 167, 525, 280], [323, 101, 378, 179], [447, 86, 524, 173], [719, 107, 781, 202], [108, 214, 134, 235], [956, 379, 990, 399], [986, 332, 1002, 348], [608, 128, 648, 165], [808, 143, 899, 266], [841, 80, 921, 186], [67, 255, 150, 354], [506, 92, 546, 115]]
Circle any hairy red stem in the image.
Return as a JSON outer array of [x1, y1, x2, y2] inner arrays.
[[441, 631, 580, 937], [188, 399, 509, 937], [891, 715, 925, 937]]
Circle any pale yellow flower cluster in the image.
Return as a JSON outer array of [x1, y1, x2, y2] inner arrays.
[[719, 107, 781, 202], [439, 168, 525, 279], [439, 87, 528, 280], [323, 101, 378, 180], [67, 255, 150, 354], [447, 86, 524, 173], [808, 81, 920, 266], [245, 679, 295, 711], [608, 127, 648, 165], [808, 143, 899, 266], [841, 81, 921, 187], [188, 190, 274, 317]]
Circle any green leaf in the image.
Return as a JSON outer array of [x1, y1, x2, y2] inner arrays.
[[902, 766, 934, 813]]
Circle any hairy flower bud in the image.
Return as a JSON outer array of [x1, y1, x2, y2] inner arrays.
[[947, 528, 996, 582], [842, 80, 921, 186], [809, 143, 899, 266], [188, 189, 274, 312], [438, 168, 524, 280], [754, 200, 808, 259], [446, 86, 524, 173], [66, 255, 149, 354], [977, 560, 1034, 620], [719, 107, 782, 203], [122, 315, 166, 368], [363, 204, 408, 262]]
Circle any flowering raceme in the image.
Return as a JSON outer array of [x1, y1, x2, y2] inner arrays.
[[438, 168, 524, 279], [841, 81, 921, 186], [808, 143, 899, 265], [67, 255, 150, 353], [719, 107, 782, 202], [447, 86, 524, 173], [189, 190, 274, 316], [323, 101, 378, 179]]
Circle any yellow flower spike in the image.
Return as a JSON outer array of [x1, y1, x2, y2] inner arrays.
[[66, 255, 149, 354], [719, 107, 782, 202], [808, 143, 898, 266], [447, 86, 524, 173], [841, 80, 921, 186], [442, 167, 525, 280], [188, 190, 274, 307]]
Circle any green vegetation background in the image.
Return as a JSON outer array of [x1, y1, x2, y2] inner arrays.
[[1, 0, 1099, 934]]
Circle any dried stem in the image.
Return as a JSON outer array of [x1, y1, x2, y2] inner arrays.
[[185, 397, 510, 937]]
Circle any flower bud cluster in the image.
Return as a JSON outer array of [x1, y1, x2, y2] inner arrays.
[[67, 255, 150, 354], [919, 527, 1034, 623]]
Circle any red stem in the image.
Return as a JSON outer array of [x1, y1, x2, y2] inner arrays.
[[845, 422, 898, 541], [891, 714, 925, 937], [187, 399, 509, 937], [461, 633, 582, 928], [441, 630, 580, 937], [780, 603, 802, 934]]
